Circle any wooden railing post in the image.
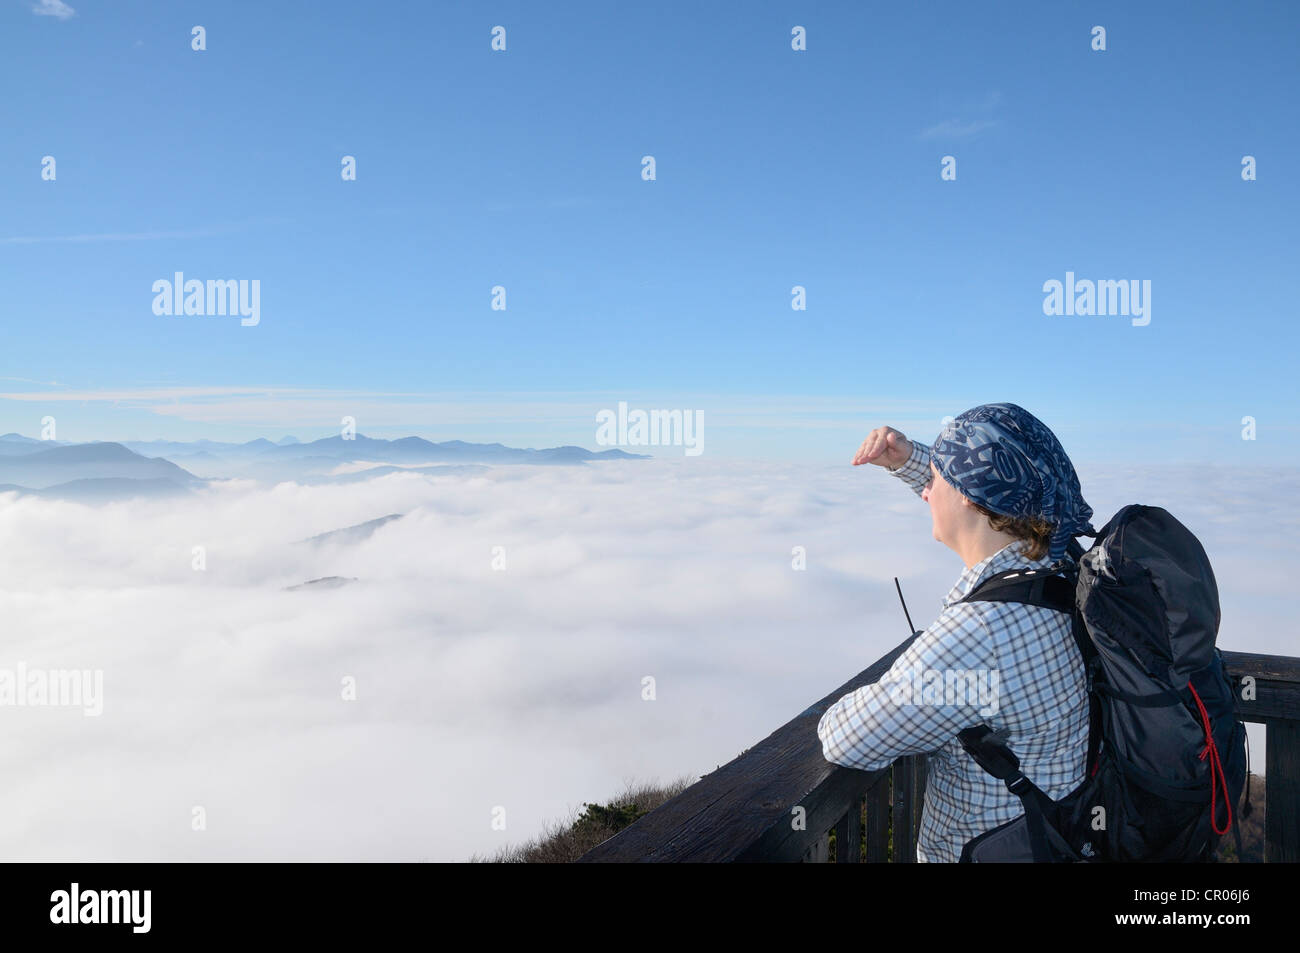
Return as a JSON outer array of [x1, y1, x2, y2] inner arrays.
[[864, 778, 890, 862], [832, 795, 863, 863], [802, 831, 829, 863], [1265, 721, 1300, 863], [892, 756, 918, 862]]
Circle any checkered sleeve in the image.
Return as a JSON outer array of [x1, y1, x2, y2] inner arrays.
[[816, 606, 998, 772], [887, 439, 932, 497]]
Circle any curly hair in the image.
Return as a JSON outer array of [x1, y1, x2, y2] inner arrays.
[[969, 501, 1056, 561]]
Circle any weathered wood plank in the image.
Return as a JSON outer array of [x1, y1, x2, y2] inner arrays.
[[736, 757, 881, 863], [834, 796, 863, 863], [1221, 651, 1300, 725], [802, 830, 829, 863], [892, 757, 918, 863], [864, 776, 890, 863], [1220, 651, 1300, 684], [1265, 721, 1300, 863], [912, 754, 928, 851]]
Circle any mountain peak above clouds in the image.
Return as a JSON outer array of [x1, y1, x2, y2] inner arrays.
[[0, 441, 200, 497], [0, 433, 649, 493]]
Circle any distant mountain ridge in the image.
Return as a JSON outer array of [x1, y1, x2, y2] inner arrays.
[[256, 434, 644, 465], [105, 434, 646, 464], [0, 442, 200, 493], [0, 433, 647, 465], [0, 433, 647, 500], [0, 432, 63, 456]]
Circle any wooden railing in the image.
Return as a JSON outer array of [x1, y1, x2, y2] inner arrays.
[[576, 637, 1300, 863]]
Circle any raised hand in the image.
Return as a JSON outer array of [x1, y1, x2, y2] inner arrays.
[[852, 426, 913, 468]]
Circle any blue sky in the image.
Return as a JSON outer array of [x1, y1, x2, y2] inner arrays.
[[2, 0, 1298, 464]]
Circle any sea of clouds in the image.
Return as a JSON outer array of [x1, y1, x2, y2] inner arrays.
[[0, 457, 1293, 860]]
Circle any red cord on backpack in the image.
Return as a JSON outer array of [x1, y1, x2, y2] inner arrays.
[[1189, 681, 1232, 835]]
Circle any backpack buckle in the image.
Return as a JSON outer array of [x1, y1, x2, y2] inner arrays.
[[1005, 772, 1032, 796]]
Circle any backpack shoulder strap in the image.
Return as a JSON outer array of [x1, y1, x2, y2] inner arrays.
[[956, 536, 1090, 614], [958, 562, 1105, 790], [957, 724, 1081, 862], [959, 568, 1074, 615]]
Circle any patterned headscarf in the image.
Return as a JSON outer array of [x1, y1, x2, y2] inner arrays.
[[930, 402, 1096, 564]]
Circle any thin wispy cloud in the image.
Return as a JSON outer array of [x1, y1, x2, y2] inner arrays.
[[0, 384, 950, 431], [1, 218, 290, 245], [31, 0, 75, 20], [919, 118, 1002, 140], [1, 230, 209, 245], [919, 90, 1003, 140], [484, 195, 599, 214]]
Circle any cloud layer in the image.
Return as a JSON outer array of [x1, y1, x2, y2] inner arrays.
[[0, 458, 1289, 859]]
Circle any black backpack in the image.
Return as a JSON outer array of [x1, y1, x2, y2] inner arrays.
[[952, 504, 1250, 862]]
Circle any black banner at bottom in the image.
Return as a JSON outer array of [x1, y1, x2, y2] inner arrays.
[[0, 859, 1280, 939]]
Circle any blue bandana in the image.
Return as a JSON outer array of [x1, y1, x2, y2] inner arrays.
[[929, 402, 1096, 564]]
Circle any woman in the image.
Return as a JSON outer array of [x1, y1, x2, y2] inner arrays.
[[817, 402, 1097, 862]]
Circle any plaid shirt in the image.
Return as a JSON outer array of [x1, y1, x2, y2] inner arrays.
[[817, 439, 1089, 862]]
